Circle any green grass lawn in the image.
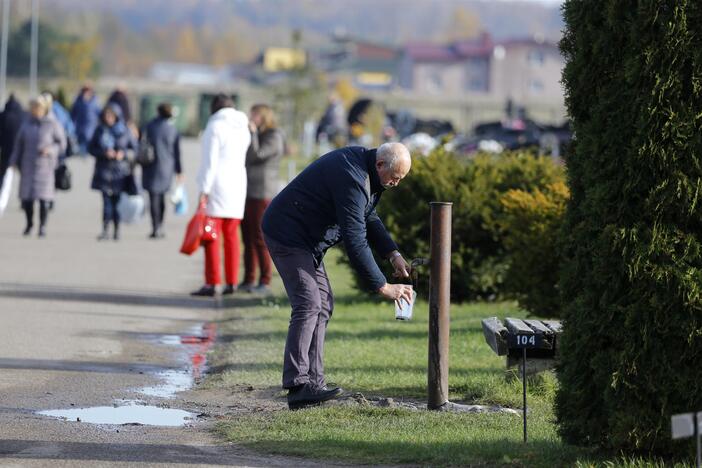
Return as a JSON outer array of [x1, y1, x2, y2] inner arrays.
[[209, 248, 690, 467]]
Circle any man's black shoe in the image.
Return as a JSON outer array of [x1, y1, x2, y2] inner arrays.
[[287, 383, 343, 410], [315, 384, 342, 393]]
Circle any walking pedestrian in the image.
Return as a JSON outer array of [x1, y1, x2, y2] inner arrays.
[[89, 104, 138, 241], [43, 91, 77, 159], [107, 86, 139, 138], [240, 104, 284, 294], [0, 94, 27, 191], [9, 95, 67, 237], [107, 86, 132, 124], [316, 92, 347, 148], [191, 94, 250, 297], [141, 102, 183, 239], [262, 142, 414, 409], [70, 85, 101, 155]]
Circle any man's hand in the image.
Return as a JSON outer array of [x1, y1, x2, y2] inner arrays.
[[199, 193, 208, 205], [388, 251, 411, 279], [378, 283, 414, 304]]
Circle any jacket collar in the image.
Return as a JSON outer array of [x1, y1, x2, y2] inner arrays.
[[365, 148, 384, 194]]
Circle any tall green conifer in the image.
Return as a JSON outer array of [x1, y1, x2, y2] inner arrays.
[[557, 0, 702, 454]]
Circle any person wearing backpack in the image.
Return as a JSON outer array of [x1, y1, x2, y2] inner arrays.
[[141, 102, 182, 239]]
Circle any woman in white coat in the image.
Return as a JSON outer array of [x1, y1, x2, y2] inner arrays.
[[191, 95, 251, 296]]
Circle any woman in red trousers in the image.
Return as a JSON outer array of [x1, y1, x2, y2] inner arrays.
[[191, 95, 251, 297], [240, 104, 285, 294]]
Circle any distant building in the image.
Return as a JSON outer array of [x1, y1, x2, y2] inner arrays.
[[397, 34, 564, 101], [489, 38, 563, 102], [312, 36, 400, 90], [149, 62, 231, 86], [398, 33, 493, 95], [262, 47, 307, 72]]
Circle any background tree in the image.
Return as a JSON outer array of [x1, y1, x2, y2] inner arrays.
[[557, 0, 702, 455], [7, 20, 64, 77], [174, 25, 202, 63], [53, 36, 100, 81], [275, 29, 326, 142], [444, 7, 483, 41]]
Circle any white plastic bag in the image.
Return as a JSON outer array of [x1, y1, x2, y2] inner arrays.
[[170, 184, 188, 216], [117, 193, 145, 224], [170, 184, 185, 204], [0, 169, 14, 216], [395, 289, 417, 321]]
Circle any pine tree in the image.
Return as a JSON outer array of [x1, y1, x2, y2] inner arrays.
[[557, 0, 702, 454]]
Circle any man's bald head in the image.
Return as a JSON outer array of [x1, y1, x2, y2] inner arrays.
[[376, 142, 411, 189]]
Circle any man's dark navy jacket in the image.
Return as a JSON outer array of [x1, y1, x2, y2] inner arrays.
[[262, 146, 398, 291]]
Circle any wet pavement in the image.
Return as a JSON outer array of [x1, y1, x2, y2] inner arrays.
[[0, 140, 335, 467]]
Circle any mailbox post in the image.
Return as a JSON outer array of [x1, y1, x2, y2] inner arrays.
[[508, 329, 542, 442], [672, 411, 702, 468], [482, 317, 559, 443]]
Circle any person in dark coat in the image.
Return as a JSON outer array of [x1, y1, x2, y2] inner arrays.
[[261, 142, 414, 409], [107, 87, 132, 124], [316, 93, 347, 147], [89, 104, 137, 241], [9, 96, 67, 237], [0, 94, 27, 191], [240, 104, 284, 294], [70, 85, 100, 155], [141, 102, 182, 238]]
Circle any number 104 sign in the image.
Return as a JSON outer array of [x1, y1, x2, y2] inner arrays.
[[509, 334, 543, 348]]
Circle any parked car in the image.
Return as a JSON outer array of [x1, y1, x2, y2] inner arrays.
[[446, 119, 571, 157]]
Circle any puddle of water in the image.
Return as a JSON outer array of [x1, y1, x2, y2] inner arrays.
[[139, 370, 192, 398], [38, 401, 194, 427], [132, 322, 218, 399], [158, 335, 182, 346]]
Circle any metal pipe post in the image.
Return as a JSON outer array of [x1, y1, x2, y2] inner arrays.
[[427, 202, 452, 409], [0, 0, 10, 105], [29, 0, 38, 97]]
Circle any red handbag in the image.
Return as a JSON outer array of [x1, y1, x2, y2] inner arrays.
[[179, 200, 207, 255], [201, 217, 219, 243]]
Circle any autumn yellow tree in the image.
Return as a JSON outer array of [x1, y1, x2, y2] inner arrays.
[[444, 7, 483, 41], [53, 36, 99, 81], [174, 25, 202, 63]]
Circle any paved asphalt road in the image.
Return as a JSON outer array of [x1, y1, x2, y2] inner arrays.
[[0, 139, 330, 467]]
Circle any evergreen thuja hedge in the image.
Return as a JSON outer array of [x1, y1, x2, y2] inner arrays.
[[337, 148, 565, 303], [557, 0, 702, 455]]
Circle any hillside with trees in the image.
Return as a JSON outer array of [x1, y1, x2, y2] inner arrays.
[[6, 0, 562, 78]]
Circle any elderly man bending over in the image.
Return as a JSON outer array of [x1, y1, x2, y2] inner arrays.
[[262, 142, 414, 409]]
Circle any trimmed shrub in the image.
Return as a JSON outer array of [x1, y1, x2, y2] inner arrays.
[[339, 147, 565, 302], [556, 0, 702, 455], [499, 181, 569, 317]]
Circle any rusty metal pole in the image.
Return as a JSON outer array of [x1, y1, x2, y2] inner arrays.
[[428, 202, 452, 409]]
